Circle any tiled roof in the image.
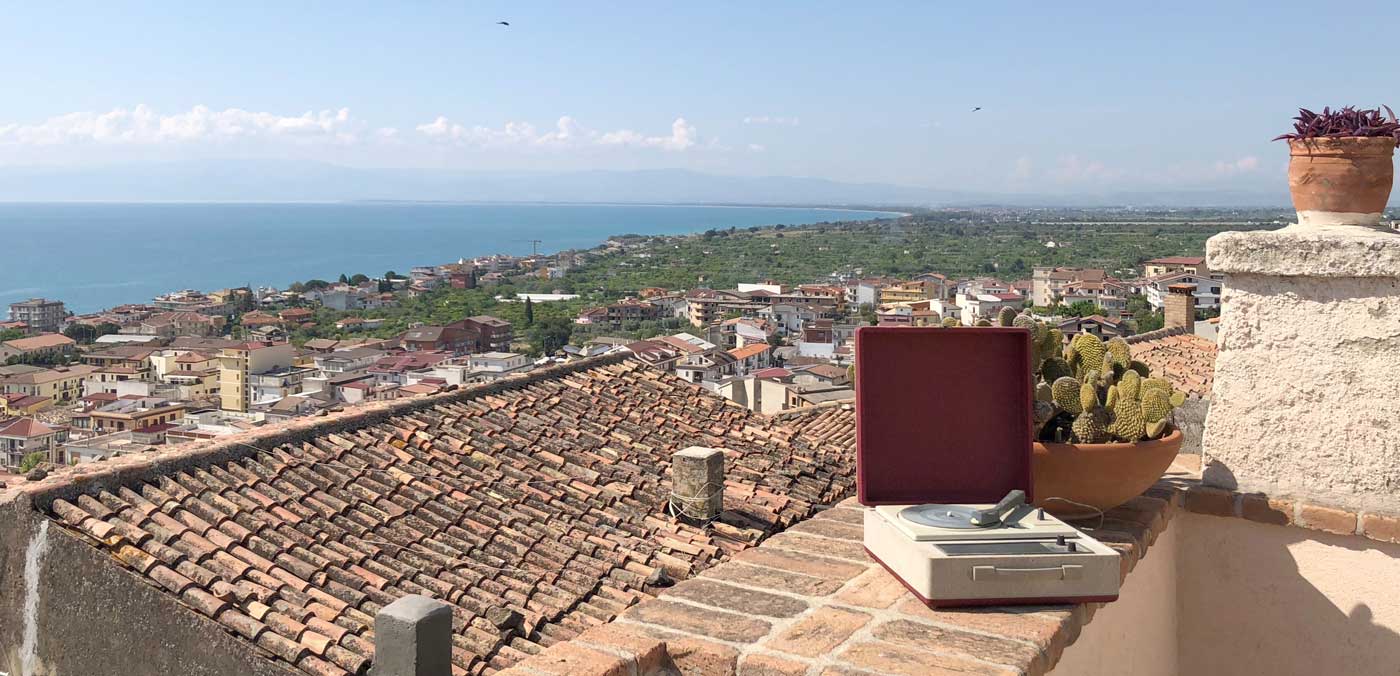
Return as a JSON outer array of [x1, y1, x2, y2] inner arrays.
[[0, 417, 57, 438], [2, 333, 76, 351], [34, 357, 857, 676], [1129, 328, 1217, 398], [726, 344, 769, 360]]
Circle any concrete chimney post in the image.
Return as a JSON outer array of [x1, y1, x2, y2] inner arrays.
[[672, 447, 725, 521], [1203, 228, 1400, 513], [372, 595, 454, 676]]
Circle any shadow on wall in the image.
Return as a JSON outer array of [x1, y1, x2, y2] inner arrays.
[[1177, 513, 1400, 676]]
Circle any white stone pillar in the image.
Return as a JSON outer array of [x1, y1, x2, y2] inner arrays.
[[1202, 227, 1400, 512]]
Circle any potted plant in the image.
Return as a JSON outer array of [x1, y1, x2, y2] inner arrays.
[[1274, 106, 1399, 232], [989, 308, 1187, 515]]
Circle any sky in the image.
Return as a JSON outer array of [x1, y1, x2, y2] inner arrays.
[[2, 1, 1398, 195]]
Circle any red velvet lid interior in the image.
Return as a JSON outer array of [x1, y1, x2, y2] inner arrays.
[[855, 326, 1034, 505]]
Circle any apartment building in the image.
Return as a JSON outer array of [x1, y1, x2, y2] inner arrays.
[[0, 365, 97, 404], [7, 298, 66, 333], [217, 341, 296, 412]]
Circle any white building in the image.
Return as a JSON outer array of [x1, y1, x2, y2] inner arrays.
[[1144, 272, 1222, 311]]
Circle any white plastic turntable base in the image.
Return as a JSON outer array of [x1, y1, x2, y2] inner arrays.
[[863, 504, 1121, 607]]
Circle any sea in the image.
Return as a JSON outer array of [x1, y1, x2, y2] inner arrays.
[[0, 202, 897, 313]]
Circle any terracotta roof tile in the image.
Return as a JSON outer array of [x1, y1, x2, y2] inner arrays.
[[1129, 330, 1217, 398], [36, 357, 856, 676]]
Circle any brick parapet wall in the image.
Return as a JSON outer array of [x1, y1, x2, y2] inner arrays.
[[497, 476, 1400, 676]]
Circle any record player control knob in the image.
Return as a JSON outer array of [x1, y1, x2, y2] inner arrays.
[[1056, 535, 1066, 547], [1068, 541, 1077, 552], [1038, 508, 1046, 521]]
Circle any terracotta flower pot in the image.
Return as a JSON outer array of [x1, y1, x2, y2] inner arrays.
[[1032, 429, 1183, 517], [1287, 137, 1395, 231]]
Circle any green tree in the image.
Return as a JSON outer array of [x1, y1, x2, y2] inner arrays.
[[0, 328, 24, 342], [1066, 301, 1103, 317], [338, 273, 350, 284], [767, 332, 784, 348], [349, 273, 370, 285], [527, 317, 573, 356], [64, 323, 98, 344], [19, 451, 47, 474], [524, 297, 535, 327], [1134, 310, 1165, 333]]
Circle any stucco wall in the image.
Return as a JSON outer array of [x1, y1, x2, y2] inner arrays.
[[1051, 526, 1179, 676], [1176, 513, 1400, 676], [0, 495, 298, 676], [1203, 230, 1400, 513]]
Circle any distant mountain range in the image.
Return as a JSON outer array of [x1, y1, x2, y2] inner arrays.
[[0, 160, 1291, 208]]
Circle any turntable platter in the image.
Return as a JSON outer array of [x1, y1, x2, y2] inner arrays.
[[898, 504, 990, 529]]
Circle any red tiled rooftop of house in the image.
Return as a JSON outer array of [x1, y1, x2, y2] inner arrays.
[[726, 344, 770, 360], [28, 357, 856, 676], [2, 333, 76, 351], [0, 417, 57, 438], [1129, 328, 1217, 398]]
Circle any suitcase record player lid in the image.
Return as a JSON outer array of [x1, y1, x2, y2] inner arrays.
[[855, 326, 1035, 506]]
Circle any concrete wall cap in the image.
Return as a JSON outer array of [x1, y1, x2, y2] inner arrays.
[[1207, 229, 1400, 277]]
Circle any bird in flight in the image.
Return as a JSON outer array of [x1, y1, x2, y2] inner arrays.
[[496, 21, 510, 26], [972, 107, 982, 112]]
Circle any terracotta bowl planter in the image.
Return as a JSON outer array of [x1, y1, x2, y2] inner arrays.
[[1032, 429, 1183, 518], [1287, 137, 1395, 230]]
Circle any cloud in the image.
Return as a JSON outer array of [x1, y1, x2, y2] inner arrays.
[[1048, 154, 1125, 184], [743, 115, 800, 126], [1212, 156, 1260, 175], [419, 115, 699, 151], [748, 143, 766, 152], [0, 105, 364, 146], [1011, 156, 1033, 180]]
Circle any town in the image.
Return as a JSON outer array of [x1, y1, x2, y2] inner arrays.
[[0, 224, 1222, 478]]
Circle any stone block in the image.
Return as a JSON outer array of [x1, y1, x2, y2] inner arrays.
[[373, 595, 454, 676], [1203, 228, 1400, 513]]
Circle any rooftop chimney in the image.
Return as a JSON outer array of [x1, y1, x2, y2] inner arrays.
[[671, 447, 725, 521], [1164, 283, 1196, 334]]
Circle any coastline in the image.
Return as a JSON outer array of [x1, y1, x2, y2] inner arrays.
[[2, 202, 901, 313]]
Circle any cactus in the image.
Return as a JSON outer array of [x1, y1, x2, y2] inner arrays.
[[963, 315, 1188, 443], [1141, 377, 1172, 396], [1146, 418, 1169, 439], [1118, 369, 1142, 401], [1105, 336, 1132, 369], [1141, 388, 1172, 422], [1040, 357, 1072, 384], [1072, 408, 1112, 444], [1070, 333, 1107, 380], [1109, 397, 1147, 441], [1079, 382, 1099, 412], [1051, 376, 1083, 415]]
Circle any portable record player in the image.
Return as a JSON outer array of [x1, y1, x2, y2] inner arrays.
[[854, 326, 1120, 607]]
